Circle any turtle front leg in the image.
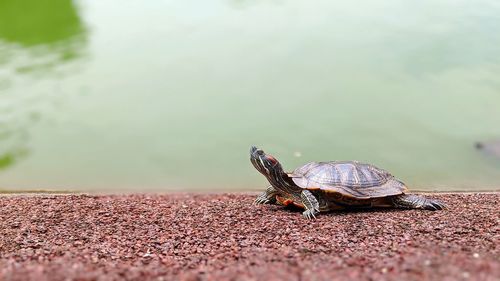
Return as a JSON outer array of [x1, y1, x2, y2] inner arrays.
[[300, 190, 320, 219], [254, 185, 278, 205]]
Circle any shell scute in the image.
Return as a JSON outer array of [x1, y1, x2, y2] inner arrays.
[[291, 161, 406, 199]]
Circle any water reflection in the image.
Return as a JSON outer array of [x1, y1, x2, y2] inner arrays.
[[0, 1, 499, 191], [0, 0, 86, 65], [0, 0, 87, 171]]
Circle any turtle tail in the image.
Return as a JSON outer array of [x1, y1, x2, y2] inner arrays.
[[391, 194, 446, 211]]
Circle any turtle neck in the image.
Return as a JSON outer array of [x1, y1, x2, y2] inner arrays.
[[266, 165, 301, 195]]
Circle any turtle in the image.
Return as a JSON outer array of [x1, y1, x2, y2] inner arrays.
[[250, 146, 445, 219], [475, 140, 500, 158]]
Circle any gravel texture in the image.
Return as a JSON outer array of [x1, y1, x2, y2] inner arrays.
[[0, 193, 498, 281]]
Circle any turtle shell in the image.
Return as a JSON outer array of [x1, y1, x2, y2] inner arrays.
[[289, 161, 407, 199]]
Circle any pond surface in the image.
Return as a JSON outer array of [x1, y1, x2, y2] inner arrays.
[[1, 0, 500, 191]]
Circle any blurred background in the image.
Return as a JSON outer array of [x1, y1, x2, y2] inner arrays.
[[1, 0, 500, 192]]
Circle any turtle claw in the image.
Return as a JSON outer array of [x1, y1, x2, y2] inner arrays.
[[253, 186, 278, 206], [429, 200, 446, 210], [253, 196, 270, 205], [302, 209, 318, 220], [393, 195, 447, 211], [422, 198, 446, 211]]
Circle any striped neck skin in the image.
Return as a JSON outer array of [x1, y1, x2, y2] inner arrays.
[[265, 165, 301, 195]]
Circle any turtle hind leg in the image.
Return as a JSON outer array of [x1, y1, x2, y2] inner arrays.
[[391, 194, 446, 211]]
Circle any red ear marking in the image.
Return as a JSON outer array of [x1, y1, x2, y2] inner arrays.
[[267, 155, 278, 164]]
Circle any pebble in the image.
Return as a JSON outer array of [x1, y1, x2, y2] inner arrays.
[[0, 193, 498, 281]]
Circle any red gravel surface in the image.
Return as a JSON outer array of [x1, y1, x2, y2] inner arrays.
[[0, 193, 498, 281]]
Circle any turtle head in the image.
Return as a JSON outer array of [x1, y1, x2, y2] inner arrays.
[[250, 146, 283, 176]]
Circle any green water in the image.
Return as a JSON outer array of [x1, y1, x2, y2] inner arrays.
[[1, 0, 500, 192]]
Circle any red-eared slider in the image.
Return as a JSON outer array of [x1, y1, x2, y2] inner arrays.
[[250, 146, 445, 219]]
